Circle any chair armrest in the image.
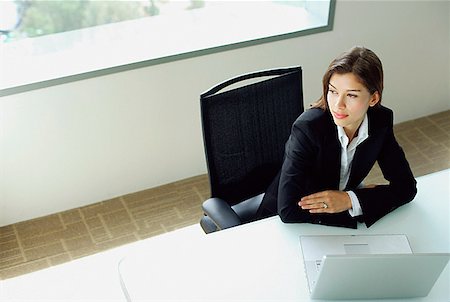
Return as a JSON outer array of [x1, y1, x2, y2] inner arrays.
[[202, 197, 242, 230], [200, 215, 219, 234], [231, 193, 264, 223]]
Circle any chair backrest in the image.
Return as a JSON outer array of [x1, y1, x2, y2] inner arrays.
[[200, 66, 304, 205]]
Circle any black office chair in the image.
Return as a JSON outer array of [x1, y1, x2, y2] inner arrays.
[[199, 66, 304, 233]]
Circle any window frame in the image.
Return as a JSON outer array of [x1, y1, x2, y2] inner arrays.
[[0, 0, 336, 97]]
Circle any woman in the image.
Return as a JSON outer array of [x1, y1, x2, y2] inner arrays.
[[259, 46, 417, 228]]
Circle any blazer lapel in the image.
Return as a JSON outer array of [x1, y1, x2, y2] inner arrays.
[[322, 114, 342, 189], [346, 108, 389, 189], [347, 137, 381, 188]]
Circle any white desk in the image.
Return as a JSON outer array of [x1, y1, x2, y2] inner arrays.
[[119, 170, 450, 301]]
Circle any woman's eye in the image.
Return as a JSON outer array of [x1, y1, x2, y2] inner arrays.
[[329, 90, 338, 95], [348, 94, 358, 98]]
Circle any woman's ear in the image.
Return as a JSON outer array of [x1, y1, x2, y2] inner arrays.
[[369, 91, 381, 107]]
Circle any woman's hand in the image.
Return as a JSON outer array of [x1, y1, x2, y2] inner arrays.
[[298, 190, 352, 214]]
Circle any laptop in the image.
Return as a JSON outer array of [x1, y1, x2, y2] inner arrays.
[[300, 235, 450, 300]]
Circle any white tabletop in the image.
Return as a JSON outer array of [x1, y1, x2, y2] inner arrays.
[[118, 169, 450, 301]]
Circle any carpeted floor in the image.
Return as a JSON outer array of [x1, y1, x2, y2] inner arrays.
[[1, 110, 449, 280]]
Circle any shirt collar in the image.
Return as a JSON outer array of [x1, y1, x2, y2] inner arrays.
[[336, 113, 369, 147]]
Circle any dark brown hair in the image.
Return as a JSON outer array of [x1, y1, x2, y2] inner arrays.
[[312, 46, 384, 110]]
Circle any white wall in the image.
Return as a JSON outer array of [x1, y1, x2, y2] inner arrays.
[[1, 1, 449, 226]]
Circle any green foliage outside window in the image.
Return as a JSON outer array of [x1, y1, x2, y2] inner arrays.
[[3, 0, 205, 42]]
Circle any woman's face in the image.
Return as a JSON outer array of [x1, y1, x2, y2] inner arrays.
[[327, 72, 379, 138]]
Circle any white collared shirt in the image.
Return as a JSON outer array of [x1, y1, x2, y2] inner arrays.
[[336, 114, 369, 217]]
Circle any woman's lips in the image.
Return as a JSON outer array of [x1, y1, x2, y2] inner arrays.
[[333, 111, 348, 119]]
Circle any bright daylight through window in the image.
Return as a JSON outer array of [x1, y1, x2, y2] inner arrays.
[[0, 0, 333, 95]]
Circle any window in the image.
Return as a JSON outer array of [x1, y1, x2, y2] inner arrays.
[[0, 0, 335, 96]]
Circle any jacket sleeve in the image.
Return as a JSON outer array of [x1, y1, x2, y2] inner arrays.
[[354, 111, 417, 227], [277, 119, 355, 228], [277, 120, 316, 223]]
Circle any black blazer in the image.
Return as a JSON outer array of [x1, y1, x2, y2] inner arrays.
[[259, 106, 417, 228]]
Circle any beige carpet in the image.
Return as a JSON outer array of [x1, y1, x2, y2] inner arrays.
[[1, 110, 449, 280]]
